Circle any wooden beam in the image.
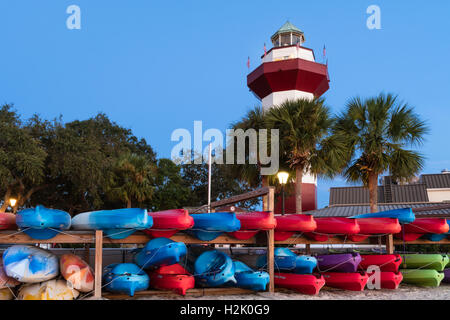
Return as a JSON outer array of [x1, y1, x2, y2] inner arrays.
[[0, 231, 96, 244], [393, 238, 450, 245], [275, 235, 373, 245], [94, 230, 103, 298], [267, 187, 275, 293], [211, 187, 270, 209], [102, 288, 255, 299], [385, 234, 394, 254]]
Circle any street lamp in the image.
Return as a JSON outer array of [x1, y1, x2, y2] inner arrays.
[[277, 171, 289, 215], [9, 198, 17, 213]]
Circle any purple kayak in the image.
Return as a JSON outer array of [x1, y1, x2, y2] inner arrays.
[[316, 253, 361, 273], [444, 269, 450, 283]]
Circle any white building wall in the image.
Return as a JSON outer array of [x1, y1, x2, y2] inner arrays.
[[263, 47, 315, 63], [262, 90, 315, 110], [427, 188, 450, 202]]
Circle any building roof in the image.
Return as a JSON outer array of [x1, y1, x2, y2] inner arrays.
[[420, 173, 450, 189], [329, 184, 429, 206], [271, 21, 304, 41], [309, 203, 450, 218]]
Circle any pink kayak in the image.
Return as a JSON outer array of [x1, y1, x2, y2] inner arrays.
[[0, 212, 16, 230], [274, 214, 317, 241], [145, 209, 194, 238]]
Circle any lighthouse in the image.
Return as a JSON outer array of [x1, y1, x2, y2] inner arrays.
[[247, 21, 330, 213]]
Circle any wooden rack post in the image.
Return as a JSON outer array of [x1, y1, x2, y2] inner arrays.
[[94, 230, 103, 298]]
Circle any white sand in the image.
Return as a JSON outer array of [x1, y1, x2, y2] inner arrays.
[[131, 285, 450, 300]]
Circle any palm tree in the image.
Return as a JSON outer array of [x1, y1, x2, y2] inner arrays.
[[265, 98, 347, 213], [334, 93, 428, 213], [106, 153, 156, 208]]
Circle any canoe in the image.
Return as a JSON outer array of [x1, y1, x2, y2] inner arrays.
[[134, 237, 187, 269], [348, 218, 401, 242], [322, 272, 369, 291], [0, 212, 16, 230], [233, 261, 270, 291], [274, 214, 316, 241], [60, 254, 94, 292], [187, 212, 241, 241], [424, 219, 450, 241], [3, 245, 59, 283], [396, 218, 449, 241], [400, 254, 449, 271], [274, 273, 325, 295], [16, 205, 71, 240], [443, 269, 450, 283], [0, 259, 20, 289], [103, 263, 149, 296], [350, 208, 415, 224], [71, 208, 152, 239], [145, 209, 194, 238], [194, 250, 236, 287], [305, 218, 360, 242], [228, 212, 277, 240], [256, 248, 317, 274], [366, 271, 403, 290], [316, 253, 361, 273], [0, 288, 13, 300], [18, 279, 80, 300], [359, 254, 402, 273], [149, 264, 195, 296], [400, 269, 444, 287]]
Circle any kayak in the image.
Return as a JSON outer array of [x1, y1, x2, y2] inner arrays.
[[274, 273, 325, 295], [274, 214, 317, 241], [322, 272, 369, 291], [396, 218, 449, 241], [233, 261, 270, 291], [350, 208, 415, 224], [16, 205, 71, 240], [0, 288, 13, 300], [0, 212, 16, 230], [0, 259, 20, 289], [194, 250, 236, 287], [400, 254, 449, 271], [103, 263, 149, 296], [3, 245, 59, 283], [60, 254, 94, 292], [348, 218, 401, 242], [228, 212, 277, 240], [256, 248, 317, 274], [187, 212, 241, 241], [134, 237, 187, 269], [145, 209, 194, 238], [316, 253, 361, 273], [305, 217, 360, 242], [18, 280, 79, 300], [359, 254, 402, 273], [400, 269, 444, 287], [366, 271, 403, 290], [72, 208, 152, 239], [149, 264, 195, 296], [443, 269, 450, 283], [424, 219, 450, 241]]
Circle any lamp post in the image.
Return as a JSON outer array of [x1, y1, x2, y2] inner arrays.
[[277, 171, 289, 215], [9, 198, 17, 213]]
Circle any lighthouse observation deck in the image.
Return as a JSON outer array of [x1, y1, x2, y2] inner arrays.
[[261, 45, 316, 64]]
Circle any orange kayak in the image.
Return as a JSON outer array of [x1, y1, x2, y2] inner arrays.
[[60, 254, 94, 293]]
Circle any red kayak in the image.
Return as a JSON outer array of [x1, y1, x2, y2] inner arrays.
[[274, 214, 317, 241], [274, 273, 325, 295], [322, 272, 369, 291], [228, 212, 277, 240], [144, 209, 194, 238], [367, 271, 403, 290], [0, 212, 16, 230], [149, 264, 195, 296], [348, 218, 401, 242], [359, 254, 402, 273], [304, 217, 360, 242], [395, 218, 449, 241]]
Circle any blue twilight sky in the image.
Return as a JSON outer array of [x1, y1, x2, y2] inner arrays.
[[1, 1, 449, 209]]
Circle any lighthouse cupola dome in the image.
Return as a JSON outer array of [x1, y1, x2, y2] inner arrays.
[[270, 21, 305, 47]]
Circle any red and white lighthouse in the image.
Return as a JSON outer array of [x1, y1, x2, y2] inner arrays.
[[247, 21, 330, 213]]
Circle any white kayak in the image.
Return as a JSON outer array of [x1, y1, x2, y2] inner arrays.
[[18, 280, 80, 300]]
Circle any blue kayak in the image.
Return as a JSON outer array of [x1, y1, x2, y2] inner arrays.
[[71, 208, 153, 239], [257, 248, 317, 274], [134, 237, 187, 269], [350, 208, 415, 224], [3, 245, 59, 283], [103, 263, 149, 296], [194, 250, 236, 287], [233, 261, 269, 291], [424, 219, 450, 241], [16, 205, 71, 240], [187, 212, 241, 241]]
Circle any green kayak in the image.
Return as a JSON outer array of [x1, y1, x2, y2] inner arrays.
[[400, 254, 449, 271], [400, 269, 444, 287]]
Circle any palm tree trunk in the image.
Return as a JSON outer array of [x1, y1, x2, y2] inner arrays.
[[295, 167, 303, 214], [368, 172, 378, 213], [127, 198, 132, 208], [262, 175, 268, 210]]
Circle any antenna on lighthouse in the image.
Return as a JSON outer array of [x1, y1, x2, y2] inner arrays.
[[207, 143, 212, 213]]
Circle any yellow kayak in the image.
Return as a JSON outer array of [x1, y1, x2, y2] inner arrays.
[[18, 280, 79, 300], [0, 288, 14, 300]]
